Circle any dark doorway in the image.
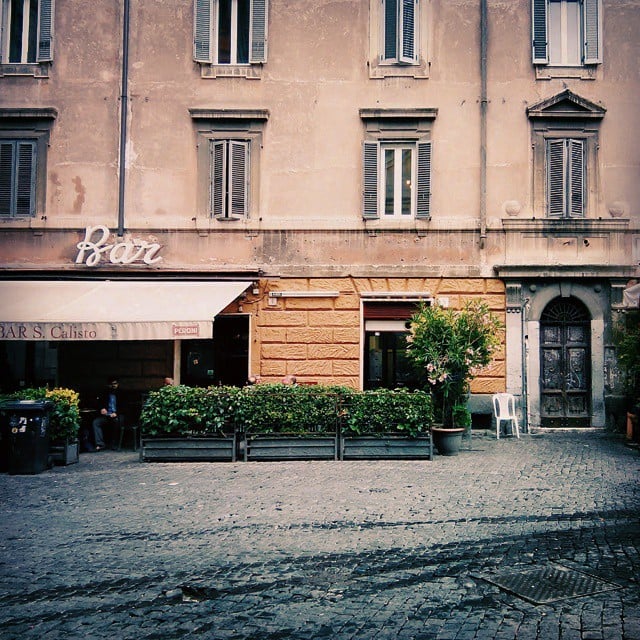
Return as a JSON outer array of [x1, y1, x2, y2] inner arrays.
[[364, 330, 420, 390], [213, 315, 249, 387], [540, 297, 591, 428]]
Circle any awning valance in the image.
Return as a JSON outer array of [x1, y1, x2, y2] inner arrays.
[[0, 280, 250, 341]]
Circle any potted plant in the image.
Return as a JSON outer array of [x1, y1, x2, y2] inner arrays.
[[406, 299, 502, 455], [340, 388, 433, 460], [139, 385, 240, 461]]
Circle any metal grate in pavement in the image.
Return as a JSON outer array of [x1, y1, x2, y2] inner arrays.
[[481, 563, 622, 605]]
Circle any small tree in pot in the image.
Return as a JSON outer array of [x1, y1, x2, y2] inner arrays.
[[406, 300, 502, 447]]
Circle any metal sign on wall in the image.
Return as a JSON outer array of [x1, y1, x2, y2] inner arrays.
[[75, 225, 163, 267]]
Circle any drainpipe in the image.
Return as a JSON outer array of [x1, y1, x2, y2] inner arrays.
[[117, 0, 131, 237], [479, 0, 488, 249]]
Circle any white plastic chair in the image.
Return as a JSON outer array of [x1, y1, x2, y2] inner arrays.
[[492, 393, 520, 439]]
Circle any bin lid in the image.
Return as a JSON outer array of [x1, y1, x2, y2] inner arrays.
[[0, 400, 53, 411]]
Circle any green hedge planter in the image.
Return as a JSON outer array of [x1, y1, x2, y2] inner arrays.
[[341, 434, 433, 460], [50, 439, 80, 466], [140, 436, 237, 462], [243, 435, 338, 461]]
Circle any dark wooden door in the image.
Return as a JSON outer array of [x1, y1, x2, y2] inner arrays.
[[540, 298, 591, 428]]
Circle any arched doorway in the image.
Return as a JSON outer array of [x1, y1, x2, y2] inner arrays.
[[540, 297, 591, 428]]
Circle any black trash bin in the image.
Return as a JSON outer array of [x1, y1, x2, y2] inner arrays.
[[1, 400, 53, 475]]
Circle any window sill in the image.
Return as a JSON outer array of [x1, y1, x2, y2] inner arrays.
[[199, 63, 262, 80], [535, 65, 598, 81], [0, 63, 50, 78], [368, 61, 429, 80]]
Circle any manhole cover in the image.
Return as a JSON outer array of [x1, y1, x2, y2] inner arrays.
[[482, 563, 621, 604]]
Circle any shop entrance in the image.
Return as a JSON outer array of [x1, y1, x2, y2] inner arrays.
[[181, 315, 249, 387], [540, 297, 591, 428]]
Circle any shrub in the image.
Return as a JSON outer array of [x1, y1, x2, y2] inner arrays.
[[341, 389, 433, 437], [140, 385, 241, 437], [0, 387, 80, 442], [236, 384, 353, 435]]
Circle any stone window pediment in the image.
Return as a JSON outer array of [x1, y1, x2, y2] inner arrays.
[[527, 90, 606, 121]]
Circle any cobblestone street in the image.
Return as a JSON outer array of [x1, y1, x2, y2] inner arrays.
[[1, 430, 639, 639]]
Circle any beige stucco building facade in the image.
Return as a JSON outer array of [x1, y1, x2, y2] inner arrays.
[[1, 0, 638, 430]]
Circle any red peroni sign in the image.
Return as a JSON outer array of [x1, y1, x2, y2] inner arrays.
[[76, 225, 163, 267]]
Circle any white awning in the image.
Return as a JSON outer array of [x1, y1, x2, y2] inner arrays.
[[0, 280, 250, 341], [623, 283, 640, 308]]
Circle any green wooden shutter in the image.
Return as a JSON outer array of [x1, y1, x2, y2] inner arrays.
[[210, 140, 226, 217], [0, 143, 14, 216], [416, 140, 431, 219], [229, 140, 248, 218], [194, 0, 212, 63], [383, 0, 398, 61], [399, 0, 416, 63], [531, 0, 548, 64], [568, 139, 584, 218], [249, 0, 267, 63], [583, 0, 602, 64], [547, 139, 565, 218], [37, 0, 54, 62], [363, 141, 379, 219], [16, 142, 36, 216]]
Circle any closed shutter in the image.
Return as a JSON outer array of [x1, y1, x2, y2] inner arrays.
[[363, 141, 379, 219], [0, 141, 36, 218], [531, 0, 548, 64], [547, 139, 565, 218], [383, 0, 398, 61], [229, 140, 248, 218], [194, 0, 212, 63], [583, 0, 602, 64], [416, 140, 431, 219], [0, 143, 14, 216], [249, 0, 267, 63], [568, 139, 584, 218], [399, 0, 416, 63], [37, 0, 54, 62], [210, 140, 226, 217]]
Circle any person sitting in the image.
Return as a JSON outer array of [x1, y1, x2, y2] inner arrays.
[[92, 378, 124, 450]]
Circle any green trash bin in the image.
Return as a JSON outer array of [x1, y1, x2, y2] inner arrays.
[[1, 400, 53, 475]]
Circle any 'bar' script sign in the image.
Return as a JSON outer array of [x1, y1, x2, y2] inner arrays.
[[76, 225, 163, 267]]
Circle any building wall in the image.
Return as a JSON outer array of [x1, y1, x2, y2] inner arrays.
[[1, 0, 639, 426]]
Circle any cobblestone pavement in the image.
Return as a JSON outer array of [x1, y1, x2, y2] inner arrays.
[[0, 430, 639, 640]]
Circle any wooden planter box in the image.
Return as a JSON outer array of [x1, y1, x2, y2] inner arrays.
[[50, 440, 80, 466], [244, 434, 338, 461], [140, 436, 237, 462], [340, 434, 433, 461]]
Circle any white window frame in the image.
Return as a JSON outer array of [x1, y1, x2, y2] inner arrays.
[[0, 0, 54, 67], [194, 0, 267, 77], [380, 142, 416, 218], [532, 0, 602, 67]]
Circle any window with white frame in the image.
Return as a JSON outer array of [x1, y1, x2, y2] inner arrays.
[[546, 138, 584, 218], [194, 0, 267, 66], [532, 0, 602, 66], [0, 0, 54, 65], [190, 109, 267, 221], [360, 108, 436, 221], [0, 108, 55, 219]]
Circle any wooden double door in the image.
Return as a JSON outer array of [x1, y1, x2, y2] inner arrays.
[[540, 298, 591, 428]]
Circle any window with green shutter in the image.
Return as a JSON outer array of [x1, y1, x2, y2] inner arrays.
[[0, 0, 54, 65], [0, 140, 36, 218], [210, 139, 249, 219], [382, 0, 418, 65], [532, 0, 602, 66], [194, 0, 267, 66], [546, 138, 585, 219]]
